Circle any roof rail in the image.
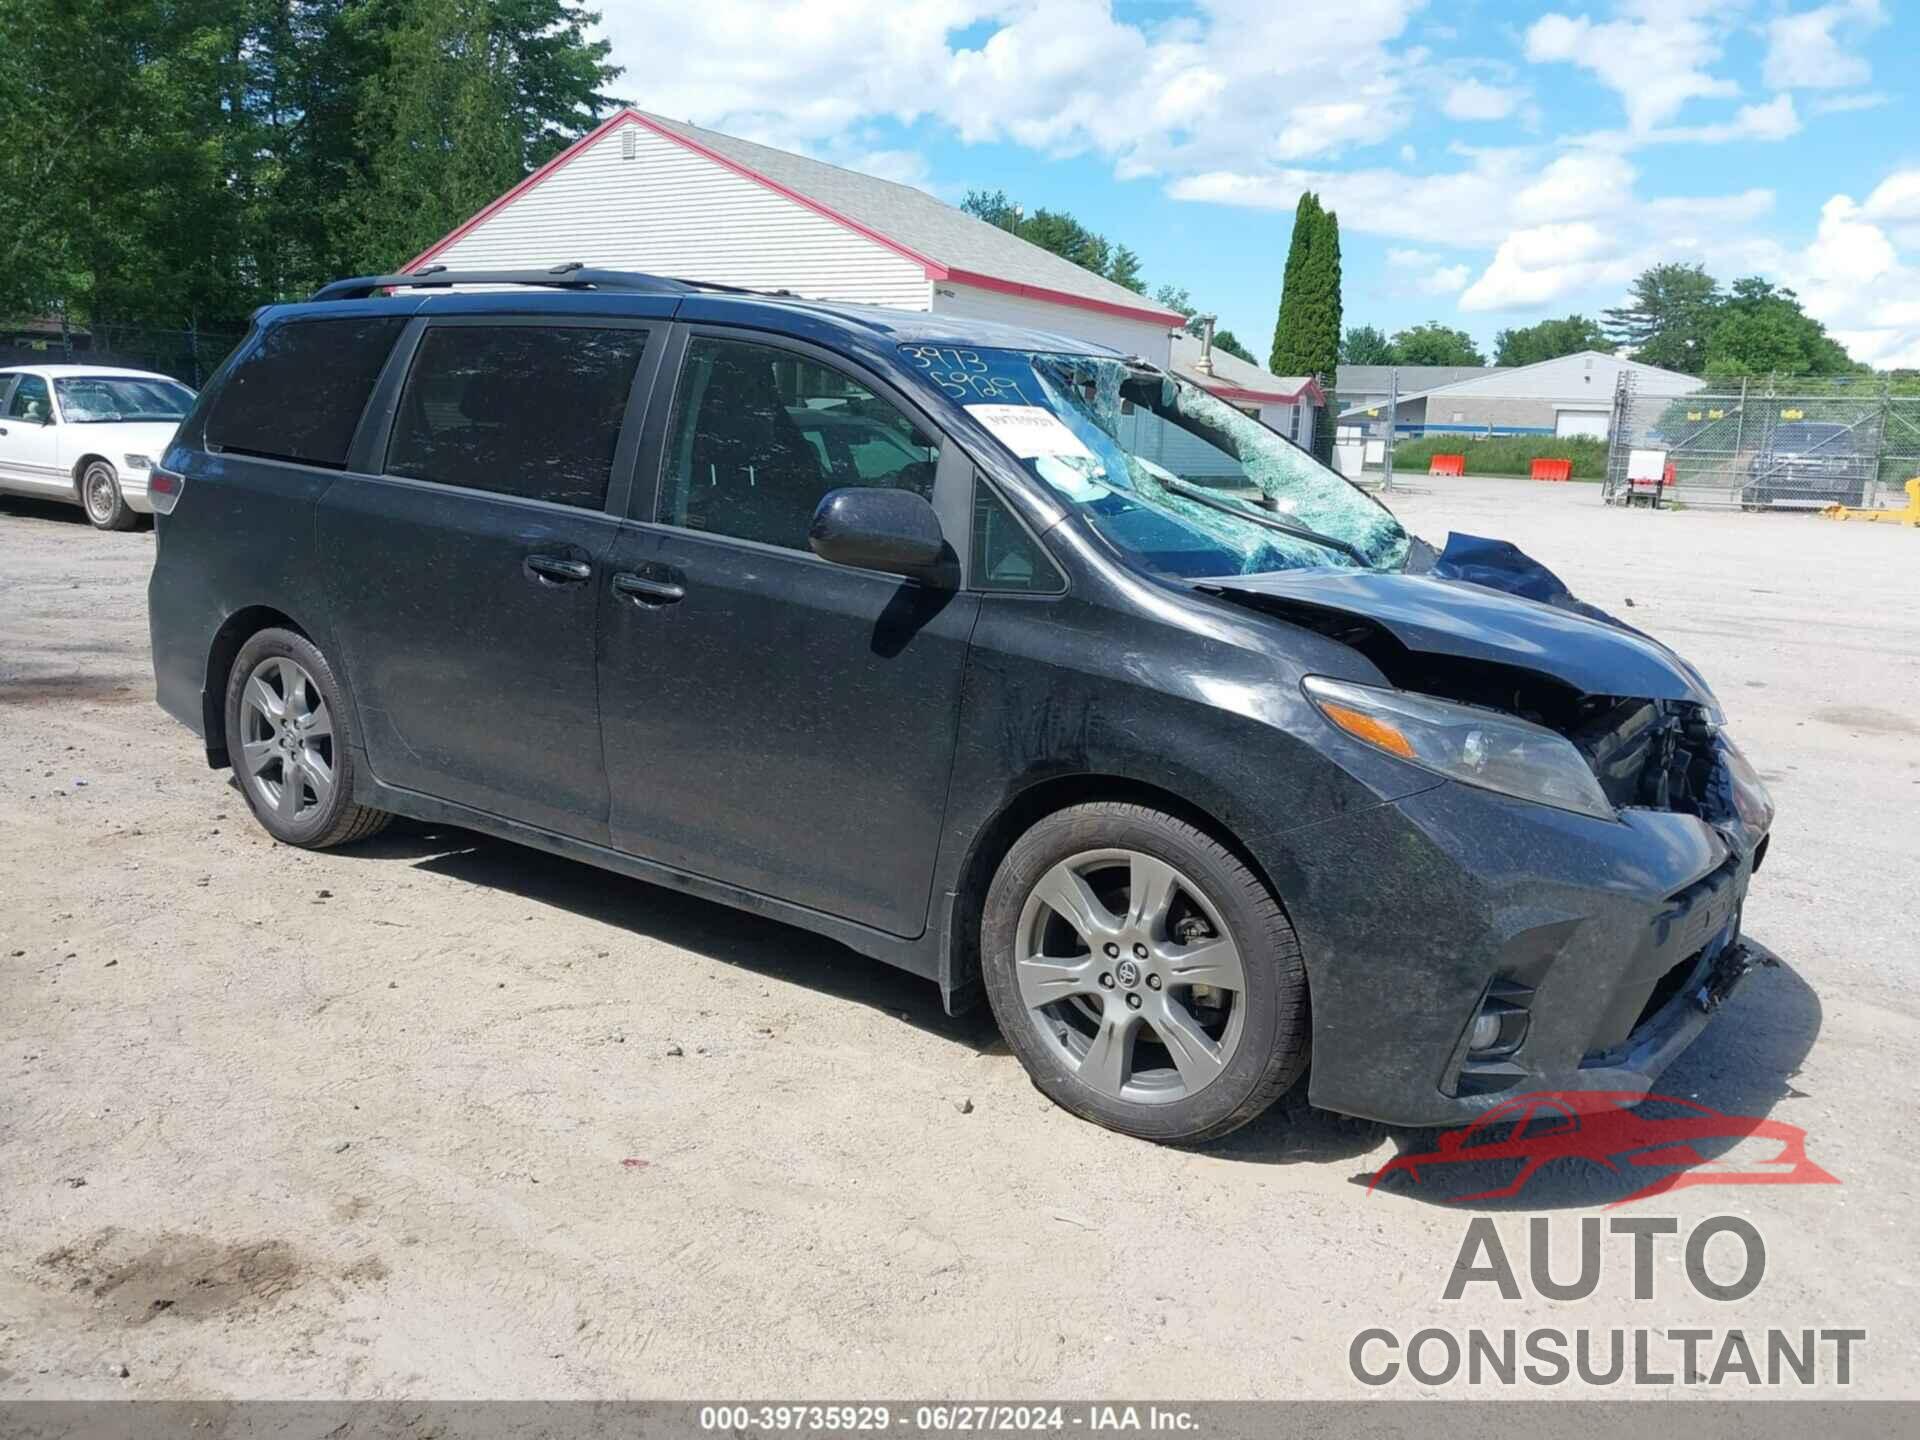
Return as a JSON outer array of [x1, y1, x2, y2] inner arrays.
[[308, 264, 702, 302]]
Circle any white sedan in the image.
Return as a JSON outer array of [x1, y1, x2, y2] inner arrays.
[[0, 364, 196, 530]]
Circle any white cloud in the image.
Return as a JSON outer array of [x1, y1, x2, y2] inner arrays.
[[1643, 95, 1803, 146], [1782, 174, 1920, 368], [1458, 222, 1633, 311], [606, 0, 1428, 190], [1386, 248, 1471, 296], [1762, 1, 1884, 90], [1524, 4, 1736, 135], [1441, 78, 1519, 122], [1810, 91, 1889, 114]]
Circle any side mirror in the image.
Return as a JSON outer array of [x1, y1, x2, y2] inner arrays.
[[809, 487, 949, 580]]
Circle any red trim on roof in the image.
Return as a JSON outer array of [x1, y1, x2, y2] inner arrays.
[[1198, 378, 1327, 406], [942, 269, 1186, 329], [405, 109, 1188, 331]]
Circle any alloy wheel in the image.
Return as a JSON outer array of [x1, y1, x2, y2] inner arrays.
[[238, 656, 336, 824], [1014, 848, 1248, 1104]]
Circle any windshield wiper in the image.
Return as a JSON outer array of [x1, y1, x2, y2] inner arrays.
[[1159, 476, 1370, 567]]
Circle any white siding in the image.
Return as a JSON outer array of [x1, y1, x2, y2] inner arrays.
[[427, 120, 930, 310], [930, 282, 1174, 366]]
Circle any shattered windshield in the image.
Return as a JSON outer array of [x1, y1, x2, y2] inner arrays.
[[900, 345, 1408, 576], [54, 376, 195, 423]]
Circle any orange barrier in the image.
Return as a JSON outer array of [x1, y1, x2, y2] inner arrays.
[[1428, 454, 1466, 477], [1530, 458, 1572, 482]]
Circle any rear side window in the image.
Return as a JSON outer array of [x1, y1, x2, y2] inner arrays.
[[386, 325, 649, 510], [206, 317, 405, 467]]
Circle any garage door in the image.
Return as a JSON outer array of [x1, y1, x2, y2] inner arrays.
[[1556, 409, 1610, 439]]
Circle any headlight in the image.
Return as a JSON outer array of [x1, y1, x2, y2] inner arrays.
[[123, 453, 153, 470], [1303, 675, 1616, 820]]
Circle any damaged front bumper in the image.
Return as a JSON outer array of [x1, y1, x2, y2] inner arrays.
[[1285, 745, 1773, 1128]]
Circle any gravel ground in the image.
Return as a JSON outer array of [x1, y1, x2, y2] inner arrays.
[[1, 476, 1916, 1400]]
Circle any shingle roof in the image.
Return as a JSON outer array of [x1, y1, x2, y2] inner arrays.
[[632, 111, 1184, 324], [1168, 334, 1322, 403]]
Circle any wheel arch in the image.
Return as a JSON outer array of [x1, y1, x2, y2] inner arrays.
[[201, 606, 312, 767], [941, 771, 1297, 1014], [70, 452, 113, 495]]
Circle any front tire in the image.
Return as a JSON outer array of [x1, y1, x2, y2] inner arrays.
[[980, 802, 1308, 1144], [80, 460, 138, 531], [223, 628, 391, 849]]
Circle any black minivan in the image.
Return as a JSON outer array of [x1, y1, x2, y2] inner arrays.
[[148, 268, 1775, 1143]]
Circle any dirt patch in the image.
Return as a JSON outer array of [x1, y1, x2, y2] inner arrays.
[[37, 1231, 305, 1325], [1814, 704, 1920, 736], [0, 673, 147, 707]]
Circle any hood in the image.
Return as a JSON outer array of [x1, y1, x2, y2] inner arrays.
[[72, 420, 179, 458], [1197, 566, 1717, 705]]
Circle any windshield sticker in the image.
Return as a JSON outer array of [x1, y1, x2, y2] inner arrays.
[[967, 403, 1099, 463]]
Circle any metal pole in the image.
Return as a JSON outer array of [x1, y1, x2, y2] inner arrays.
[[1382, 368, 1398, 494]]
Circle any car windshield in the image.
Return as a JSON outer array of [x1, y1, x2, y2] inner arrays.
[[53, 376, 195, 423], [900, 345, 1408, 576], [1772, 422, 1850, 452]]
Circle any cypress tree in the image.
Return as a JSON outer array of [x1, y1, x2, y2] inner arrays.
[[1270, 193, 1342, 458], [1269, 192, 1321, 376]]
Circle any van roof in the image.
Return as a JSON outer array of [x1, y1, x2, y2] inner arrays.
[[263, 268, 1139, 361]]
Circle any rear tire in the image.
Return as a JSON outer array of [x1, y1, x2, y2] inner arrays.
[[79, 460, 137, 531], [980, 802, 1308, 1144], [223, 628, 391, 849]]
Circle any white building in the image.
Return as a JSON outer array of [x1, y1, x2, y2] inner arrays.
[[1337, 351, 1702, 440], [406, 108, 1188, 366]]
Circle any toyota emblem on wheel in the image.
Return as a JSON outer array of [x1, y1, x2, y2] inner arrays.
[[1115, 959, 1141, 988]]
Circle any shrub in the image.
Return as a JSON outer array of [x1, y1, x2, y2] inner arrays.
[[1385, 434, 1610, 479]]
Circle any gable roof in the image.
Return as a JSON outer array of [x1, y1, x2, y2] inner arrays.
[[1168, 334, 1324, 405], [1335, 364, 1501, 396], [408, 109, 1186, 331], [1337, 350, 1700, 416]]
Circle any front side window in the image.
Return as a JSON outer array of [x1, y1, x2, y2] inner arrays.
[[899, 345, 1407, 578], [206, 317, 406, 467], [660, 337, 939, 551], [7, 374, 51, 421], [54, 375, 194, 423], [386, 324, 649, 509]]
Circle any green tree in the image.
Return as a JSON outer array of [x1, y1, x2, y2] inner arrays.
[[1703, 277, 1856, 378], [346, 0, 618, 270], [1107, 245, 1144, 294], [1493, 314, 1612, 367], [1211, 329, 1256, 364], [961, 190, 1148, 293], [1269, 193, 1342, 456], [0, 0, 617, 331], [1388, 322, 1485, 366], [1340, 325, 1394, 365], [1603, 262, 1720, 373]]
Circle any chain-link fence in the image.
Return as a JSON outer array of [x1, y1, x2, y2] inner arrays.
[[2, 321, 243, 388], [1603, 372, 1920, 510]]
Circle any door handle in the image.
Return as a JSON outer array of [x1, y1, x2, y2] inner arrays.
[[525, 554, 591, 584], [612, 572, 686, 605]]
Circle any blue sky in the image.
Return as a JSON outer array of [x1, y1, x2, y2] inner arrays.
[[603, 1, 1920, 367]]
